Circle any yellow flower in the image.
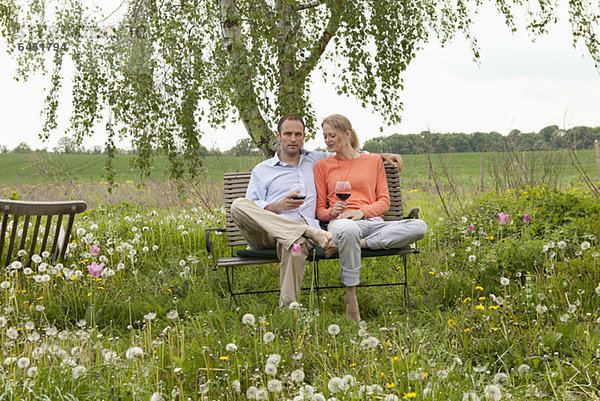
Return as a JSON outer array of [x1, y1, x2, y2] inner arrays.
[[475, 286, 483, 291], [23, 300, 29, 304], [429, 271, 435, 275], [475, 305, 485, 310], [380, 372, 385, 378], [491, 327, 499, 331], [125, 180, 134, 184], [36, 296, 43, 300], [87, 292, 92, 297], [463, 297, 471, 303], [386, 340, 391, 345], [70, 276, 78, 280], [262, 321, 270, 325], [220, 356, 229, 360], [97, 286, 105, 290], [447, 319, 457, 328], [403, 392, 417, 399], [478, 296, 486, 301], [387, 382, 396, 389], [464, 328, 471, 333], [393, 356, 399, 361], [489, 305, 500, 310], [349, 363, 357, 367]]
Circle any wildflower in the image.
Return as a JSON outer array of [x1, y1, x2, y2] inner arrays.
[[403, 393, 417, 399], [289, 301, 300, 310], [10, 261, 22, 270], [17, 357, 31, 369], [447, 319, 457, 328], [328, 324, 340, 335], [27, 366, 38, 377], [125, 346, 143, 359], [219, 356, 229, 360], [226, 343, 237, 352], [500, 277, 509, 286], [581, 241, 591, 250], [267, 353, 281, 365], [7, 327, 18, 339], [268, 379, 282, 393], [360, 336, 380, 349], [72, 365, 87, 379], [246, 386, 258, 399], [292, 369, 305, 382], [475, 305, 485, 310], [475, 286, 483, 291], [166, 310, 179, 320], [144, 312, 156, 321], [265, 363, 277, 376], [0, 281, 9, 289], [536, 304, 547, 314], [463, 297, 471, 303], [523, 214, 531, 224], [86, 262, 104, 278], [493, 372, 509, 386], [328, 377, 346, 393], [150, 393, 164, 401], [557, 241, 567, 250], [263, 332, 275, 343], [497, 213, 509, 225], [483, 384, 502, 400], [517, 364, 531, 375], [595, 284, 600, 296], [242, 313, 256, 326], [468, 255, 477, 262], [384, 396, 399, 401], [90, 245, 101, 256], [232, 380, 241, 393], [292, 244, 301, 256], [103, 351, 118, 363], [547, 241, 555, 248], [468, 224, 474, 231], [462, 391, 481, 401]]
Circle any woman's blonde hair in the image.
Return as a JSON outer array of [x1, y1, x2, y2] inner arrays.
[[321, 114, 360, 151]]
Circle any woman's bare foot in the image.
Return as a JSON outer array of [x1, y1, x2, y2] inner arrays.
[[345, 286, 361, 322], [305, 227, 333, 249], [325, 242, 339, 258]]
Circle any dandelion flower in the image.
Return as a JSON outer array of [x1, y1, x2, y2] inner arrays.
[[263, 332, 275, 343], [292, 369, 305, 383], [242, 313, 256, 326], [27, 366, 38, 377], [517, 364, 531, 375], [500, 277, 509, 286], [360, 336, 380, 349], [462, 391, 481, 401], [144, 312, 156, 321], [232, 380, 241, 393], [150, 392, 165, 401], [125, 346, 143, 359], [328, 324, 340, 336], [267, 354, 281, 365], [581, 241, 591, 250], [246, 386, 258, 399], [10, 261, 22, 270], [384, 396, 399, 401], [468, 255, 477, 262], [289, 301, 300, 310], [7, 327, 18, 340], [17, 357, 31, 369], [493, 372, 509, 386], [72, 365, 87, 379], [166, 310, 179, 320], [595, 284, 600, 296], [535, 304, 547, 314], [483, 384, 502, 400], [268, 379, 282, 393], [265, 363, 278, 376], [557, 241, 567, 250], [226, 343, 238, 352], [328, 377, 345, 393]]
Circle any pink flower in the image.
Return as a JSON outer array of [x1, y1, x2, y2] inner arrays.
[[523, 214, 531, 224], [498, 213, 509, 225], [468, 224, 474, 231], [291, 244, 301, 256], [90, 245, 101, 256], [87, 262, 104, 277]]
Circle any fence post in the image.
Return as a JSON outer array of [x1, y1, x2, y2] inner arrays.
[[595, 140, 600, 187], [480, 154, 484, 192]]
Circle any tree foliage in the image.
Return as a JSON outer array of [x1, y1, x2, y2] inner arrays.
[[1, 0, 599, 181]]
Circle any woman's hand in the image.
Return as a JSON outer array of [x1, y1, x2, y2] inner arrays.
[[330, 201, 347, 218], [338, 209, 365, 220]]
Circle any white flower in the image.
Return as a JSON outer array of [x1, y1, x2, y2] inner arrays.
[[288, 301, 300, 310], [536, 304, 547, 314], [10, 261, 22, 270], [383, 396, 399, 401], [328, 324, 340, 335], [27, 366, 38, 377], [360, 336, 380, 349], [77, 228, 86, 237], [31, 254, 42, 264], [559, 313, 570, 322], [166, 310, 178, 320], [493, 372, 509, 386], [226, 343, 238, 352], [267, 379, 282, 393], [246, 386, 258, 399], [557, 241, 567, 250], [359, 320, 368, 329], [462, 391, 481, 401], [25, 321, 35, 330], [144, 312, 156, 321], [3, 357, 17, 366], [263, 332, 275, 343], [595, 284, 600, 296], [358, 328, 369, 337], [125, 346, 143, 359], [581, 241, 591, 250], [242, 313, 256, 326], [342, 375, 356, 387], [311, 394, 326, 401], [0, 316, 6, 327], [0, 281, 10, 289], [547, 241, 555, 249], [267, 354, 281, 365], [72, 365, 87, 379], [517, 364, 531, 375], [468, 255, 477, 262], [17, 357, 31, 369], [265, 363, 278, 376], [103, 351, 118, 363], [483, 384, 502, 400], [500, 277, 509, 286], [291, 369, 305, 383], [7, 327, 18, 339], [327, 377, 345, 393], [232, 380, 241, 393], [150, 392, 164, 401], [23, 268, 33, 275]]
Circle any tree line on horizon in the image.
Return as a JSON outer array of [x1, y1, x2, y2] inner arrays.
[[362, 125, 600, 155]]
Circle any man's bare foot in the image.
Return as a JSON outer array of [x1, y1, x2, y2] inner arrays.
[[325, 242, 339, 258], [345, 286, 361, 322], [305, 227, 333, 249]]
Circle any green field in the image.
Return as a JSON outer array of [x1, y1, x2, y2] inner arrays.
[[0, 149, 598, 189]]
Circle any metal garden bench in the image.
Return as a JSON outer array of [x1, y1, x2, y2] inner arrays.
[[205, 164, 421, 307], [0, 199, 87, 267]]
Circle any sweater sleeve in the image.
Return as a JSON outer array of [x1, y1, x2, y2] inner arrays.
[[359, 157, 390, 218], [314, 160, 332, 222]]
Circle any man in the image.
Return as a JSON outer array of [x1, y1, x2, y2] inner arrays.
[[230, 114, 403, 308]]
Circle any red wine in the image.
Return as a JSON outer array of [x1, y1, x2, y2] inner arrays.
[[291, 195, 306, 200], [336, 193, 351, 201]]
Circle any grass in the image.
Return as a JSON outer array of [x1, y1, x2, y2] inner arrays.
[[1, 182, 600, 400]]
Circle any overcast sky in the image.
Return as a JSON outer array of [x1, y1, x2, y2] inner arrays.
[[1, 2, 599, 152]]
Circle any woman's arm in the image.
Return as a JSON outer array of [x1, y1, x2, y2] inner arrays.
[[314, 161, 333, 222], [359, 157, 390, 218]]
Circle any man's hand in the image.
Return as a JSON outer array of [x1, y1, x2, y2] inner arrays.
[[330, 200, 347, 218], [338, 209, 365, 220], [265, 192, 304, 213], [380, 153, 404, 172]]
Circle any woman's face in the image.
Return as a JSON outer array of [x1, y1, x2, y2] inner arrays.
[[322, 123, 350, 154]]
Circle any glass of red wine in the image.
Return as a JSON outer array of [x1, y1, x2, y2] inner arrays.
[[335, 181, 351, 201], [291, 183, 306, 200]]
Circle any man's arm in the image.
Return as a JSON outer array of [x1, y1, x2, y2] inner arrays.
[[379, 153, 403, 172], [247, 168, 304, 213]]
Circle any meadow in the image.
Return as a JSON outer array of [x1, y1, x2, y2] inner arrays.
[[1, 151, 600, 400]]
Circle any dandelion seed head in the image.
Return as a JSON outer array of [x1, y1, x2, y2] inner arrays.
[[291, 369, 305, 382], [265, 362, 277, 376], [17, 357, 30, 369], [483, 384, 502, 400], [242, 313, 256, 326], [263, 332, 275, 343], [328, 324, 340, 336], [268, 379, 282, 393], [226, 343, 237, 352], [72, 365, 87, 379], [125, 346, 143, 359], [517, 364, 531, 375]]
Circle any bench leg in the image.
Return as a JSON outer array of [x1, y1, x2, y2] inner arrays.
[[225, 266, 239, 309], [402, 254, 410, 312]]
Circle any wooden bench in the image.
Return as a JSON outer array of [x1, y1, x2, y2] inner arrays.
[[205, 164, 420, 308], [0, 200, 87, 267]]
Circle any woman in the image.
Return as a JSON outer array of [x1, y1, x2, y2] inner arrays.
[[314, 114, 427, 322]]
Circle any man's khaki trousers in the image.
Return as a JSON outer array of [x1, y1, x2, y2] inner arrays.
[[230, 198, 315, 308]]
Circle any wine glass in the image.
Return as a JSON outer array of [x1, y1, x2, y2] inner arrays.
[[291, 182, 306, 200], [335, 181, 351, 201]]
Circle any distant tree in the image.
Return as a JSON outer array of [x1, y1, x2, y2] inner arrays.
[[54, 136, 82, 154], [12, 142, 32, 153], [0, 145, 8, 154], [228, 138, 261, 156]]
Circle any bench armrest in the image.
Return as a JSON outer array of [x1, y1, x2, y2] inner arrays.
[[406, 208, 420, 219], [205, 227, 226, 271]]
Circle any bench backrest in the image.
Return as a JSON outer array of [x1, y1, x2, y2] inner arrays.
[[223, 164, 404, 248], [0, 200, 87, 267]]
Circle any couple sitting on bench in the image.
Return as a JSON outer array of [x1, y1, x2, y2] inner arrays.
[[230, 114, 427, 321]]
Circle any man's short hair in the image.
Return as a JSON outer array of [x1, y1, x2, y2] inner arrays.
[[277, 114, 305, 133]]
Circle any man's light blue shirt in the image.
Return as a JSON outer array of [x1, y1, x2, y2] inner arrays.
[[246, 149, 329, 228]]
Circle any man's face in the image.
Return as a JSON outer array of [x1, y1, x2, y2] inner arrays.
[[276, 119, 306, 157]]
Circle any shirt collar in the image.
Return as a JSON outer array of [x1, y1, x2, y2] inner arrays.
[[271, 149, 311, 166]]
